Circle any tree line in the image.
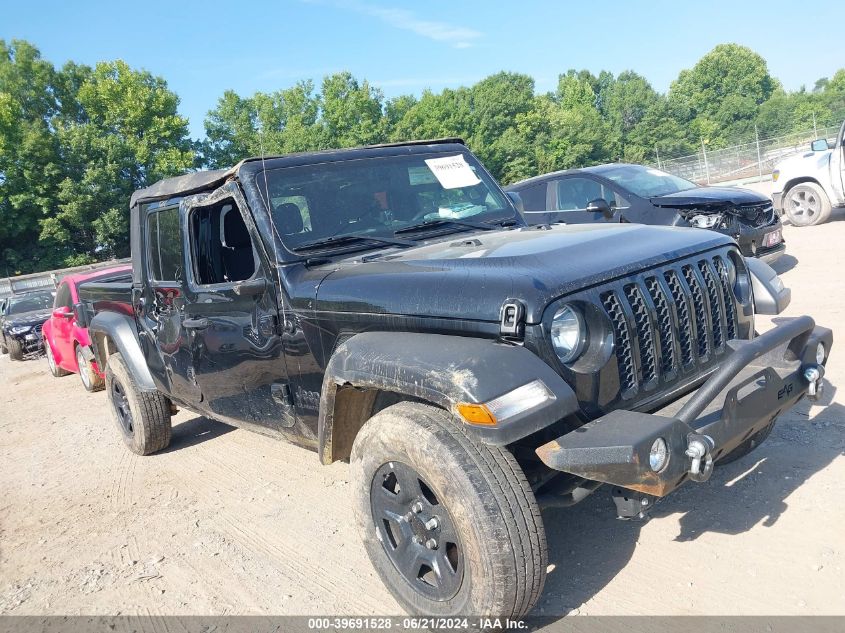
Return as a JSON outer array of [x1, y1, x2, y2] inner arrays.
[[2, 39, 844, 275]]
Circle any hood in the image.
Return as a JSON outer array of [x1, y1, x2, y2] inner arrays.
[[312, 223, 732, 324], [775, 148, 833, 173], [650, 186, 770, 209], [5, 310, 51, 329]]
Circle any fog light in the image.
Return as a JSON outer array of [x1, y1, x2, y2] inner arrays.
[[649, 438, 669, 472], [816, 342, 826, 365]]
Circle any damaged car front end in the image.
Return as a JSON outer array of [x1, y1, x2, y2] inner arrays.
[[656, 191, 785, 263]]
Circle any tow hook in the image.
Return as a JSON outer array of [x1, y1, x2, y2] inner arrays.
[[804, 366, 823, 401], [686, 433, 715, 482]]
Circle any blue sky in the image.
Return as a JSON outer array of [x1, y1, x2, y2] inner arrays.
[[3, 0, 844, 139]]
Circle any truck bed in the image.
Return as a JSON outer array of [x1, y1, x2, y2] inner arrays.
[[77, 278, 134, 326]]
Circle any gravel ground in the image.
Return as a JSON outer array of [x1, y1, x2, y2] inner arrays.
[[1, 217, 843, 617]]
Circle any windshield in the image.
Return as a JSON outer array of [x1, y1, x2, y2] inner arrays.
[[8, 291, 54, 314], [597, 165, 698, 198], [253, 151, 516, 252]]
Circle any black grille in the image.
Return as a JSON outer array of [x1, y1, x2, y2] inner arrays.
[[733, 203, 775, 228], [603, 254, 740, 397]]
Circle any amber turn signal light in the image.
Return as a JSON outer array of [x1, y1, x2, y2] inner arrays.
[[456, 403, 497, 426]]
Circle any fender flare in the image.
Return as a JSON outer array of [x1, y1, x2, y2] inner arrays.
[[88, 311, 156, 391], [746, 257, 791, 315], [317, 331, 581, 463]]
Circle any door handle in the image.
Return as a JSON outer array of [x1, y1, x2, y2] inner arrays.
[[183, 317, 210, 330]]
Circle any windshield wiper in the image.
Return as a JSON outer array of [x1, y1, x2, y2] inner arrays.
[[295, 234, 417, 253], [394, 218, 502, 236]]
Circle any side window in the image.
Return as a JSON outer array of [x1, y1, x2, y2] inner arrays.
[[147, 207, 183, 282], [516, 183, 548, 212], [189, 198, 256, 285], [555, 178, 606, 210], [54, 282, 72, 309]]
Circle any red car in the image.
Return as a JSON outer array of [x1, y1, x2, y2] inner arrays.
[[42, 265, 131, 391]]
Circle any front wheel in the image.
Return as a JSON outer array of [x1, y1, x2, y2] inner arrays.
[[8, 338, 24, 361], [783, 182, 832, 226], [105, 352, 172, 455], [350, 402, 547, 618]]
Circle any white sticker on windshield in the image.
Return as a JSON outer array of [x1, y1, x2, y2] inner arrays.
[[424, 155, 482, 189]]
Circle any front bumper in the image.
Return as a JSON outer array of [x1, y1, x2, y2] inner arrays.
[[536, 316, 832, 497], [772, 192, 783, 213], [8, 331, 44, 353]]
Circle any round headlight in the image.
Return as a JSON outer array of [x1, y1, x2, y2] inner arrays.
[[722, 257, 736, 285], [816, 342, 826, 365], [649, 437, 669, 472], [550, 305, 586, 364]]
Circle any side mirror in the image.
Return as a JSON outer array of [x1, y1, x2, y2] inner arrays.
[[505, 191, 525, 214], [52, 306, 73, 319], [810, 139, 829, 152], [586, 198, 614, 219]]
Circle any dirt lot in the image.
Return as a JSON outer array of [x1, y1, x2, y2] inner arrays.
[[1, 218, 844, 618]]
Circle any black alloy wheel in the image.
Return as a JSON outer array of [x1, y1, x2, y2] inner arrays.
[[111, 378, 134, 437], [370, 461, 463, 601]]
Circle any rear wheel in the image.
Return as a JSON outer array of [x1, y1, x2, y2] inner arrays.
[[8, 338, 24, 361], [76, 345, 103, 392], [45, 340, 71, 377], [350, 402, 547, 617], [783, 182, 832, 226], [105, 352, 172, 455]]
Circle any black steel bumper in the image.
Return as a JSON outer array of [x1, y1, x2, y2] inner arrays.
[[536, 316, 833, 497]]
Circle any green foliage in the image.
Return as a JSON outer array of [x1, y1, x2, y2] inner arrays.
[[668, 44, 777, 146], [0, 42, 194, 274], [1, 38, 843, 275]]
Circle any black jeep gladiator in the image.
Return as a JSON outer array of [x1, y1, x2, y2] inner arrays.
[[78, 139, 832, 618]]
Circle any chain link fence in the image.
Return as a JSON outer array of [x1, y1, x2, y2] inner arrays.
[[653, 123, 842, 185]]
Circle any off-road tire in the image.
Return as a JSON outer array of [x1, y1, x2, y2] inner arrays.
[[783, 182, 832, 227], [76, 345, 104, 392], [105, 352, 171, 455], [45, 340, 71, 377], [718, 420, 775, 465], [1, 341, 8, 354], [350, 401, 547, 618], [8, 338, 24, 361]]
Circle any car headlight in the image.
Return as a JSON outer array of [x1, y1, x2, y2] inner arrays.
[[10, 325, 31, 335], [550, 305, 586, 364], [722, 257, 736, 285]]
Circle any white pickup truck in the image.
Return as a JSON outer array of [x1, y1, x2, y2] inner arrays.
[[772, 119, 845, 226]]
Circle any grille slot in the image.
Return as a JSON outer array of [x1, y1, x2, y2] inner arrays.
[[600, 253, 741, 398], [645, 277, 677, 375], [682, 265, 710, 359], [714, 257, 738, 340], [664, 270, 695, 367], [698, 260, 725, 350], [602, 292, 636, 394], [624, 284, 658, 385]]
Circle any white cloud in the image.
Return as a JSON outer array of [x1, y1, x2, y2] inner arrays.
[[307, 0, 482, 48]]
